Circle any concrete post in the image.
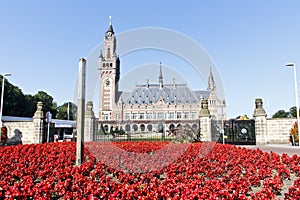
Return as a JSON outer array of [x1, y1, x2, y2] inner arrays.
[[199, 99, 212, 141], [76, 58, 86, 166], [253, 98, 267, 144], [85, 101, 97, 141], [33, 102, 44, 143]]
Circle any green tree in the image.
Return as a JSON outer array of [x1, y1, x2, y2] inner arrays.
[[289, 106, 300, 118], [1, 76, 59, 118], [56, 102, 77, 120], [23, 94, 35, 117], [33, 91, 58, 118], [1, 77, 29, 117], [272, 110, 290, 118]]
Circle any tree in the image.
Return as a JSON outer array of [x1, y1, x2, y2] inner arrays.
[[1, 77, 29, 117], [56, 102, 77, 120], [289, 106, 300, 118], [23, 94, 35, 117], [272, 106, 300, 119], [272, 110, 290, 118], [0, 76, 59, 118], [34, 91, 58, 118]]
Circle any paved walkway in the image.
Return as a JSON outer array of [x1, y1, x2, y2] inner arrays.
[[242, 144, 300, 156]]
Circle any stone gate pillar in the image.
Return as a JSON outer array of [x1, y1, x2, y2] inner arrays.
[[33, 102, 44, 143], [84, 101, 97, 141], [200, 99, 212, 141], [253, 98, 267, 144]]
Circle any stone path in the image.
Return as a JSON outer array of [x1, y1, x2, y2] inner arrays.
[[243, 144, 300, 156]]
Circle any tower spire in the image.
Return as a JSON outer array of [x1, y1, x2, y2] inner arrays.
[[208, 67, 215, 91], [159, 62, 163, 89], [106, 16, 114, 34], [98, 50, 103, 59]]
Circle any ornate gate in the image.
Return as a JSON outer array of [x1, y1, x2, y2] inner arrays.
[[212, 119, 256, 145]]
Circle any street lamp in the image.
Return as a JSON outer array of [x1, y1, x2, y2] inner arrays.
[[286, 63, 300, 146], [0, 73, 12, 128]]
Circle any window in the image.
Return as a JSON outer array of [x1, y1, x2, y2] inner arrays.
[[184, 112, 189, 119], [125, 113, 130, 120], [176, 112, 181, 119], [133, 124, 138, 131], [139, 113, 144, 119], [125, 124, 130, 131], [103, 114, 109, 120], [107, 48, 111, 59], [191, 112, 197, 119], [158, 112, 164, 120], [132, 113, 137, 119], [140, 124, 145, 131], [146, 113, 152, 119], [147, 124, 152, 131], [104, 125, 109, 132], [169, 112, 174, 119]]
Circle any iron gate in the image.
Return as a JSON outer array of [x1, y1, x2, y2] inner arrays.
[[212, 119, 256, 145]]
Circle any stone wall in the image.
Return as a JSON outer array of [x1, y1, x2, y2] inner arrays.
[[2, 102, 44, 144], [203, 98, 295, 145], [3, 119, 35, 144], [254, 98, 295, 144], [266, 118, 295, 144], [2, 101, 97, 144]]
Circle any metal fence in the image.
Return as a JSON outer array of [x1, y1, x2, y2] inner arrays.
[[212, 119, 256, 145], [94, 131, 173, 142]]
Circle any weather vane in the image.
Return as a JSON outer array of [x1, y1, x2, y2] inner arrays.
[[109, 16, 112, 25]]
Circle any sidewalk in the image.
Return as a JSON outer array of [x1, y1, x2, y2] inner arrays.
[[242, 143, 300, 156]]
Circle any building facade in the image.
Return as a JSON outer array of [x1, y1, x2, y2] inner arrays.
[[98, 22, 225, 133]]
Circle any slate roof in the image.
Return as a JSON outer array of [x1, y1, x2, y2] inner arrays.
[[117, 84, 209, 105], [107, 24, 114, 34]]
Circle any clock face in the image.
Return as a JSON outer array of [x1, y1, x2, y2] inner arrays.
[[105, 79, 110, 86]]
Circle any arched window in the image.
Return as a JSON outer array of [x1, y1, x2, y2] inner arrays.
[[133, 124, 138, 132], [125, 124, 130, 132], [192, 123, 198, 130], [158, 123, 164, 133], [140, 124, 145, 131], [147, 124, 152, 131], [104, 125, 109, 132]]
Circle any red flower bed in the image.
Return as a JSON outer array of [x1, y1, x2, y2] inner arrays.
[[0, 141, 300, 199]]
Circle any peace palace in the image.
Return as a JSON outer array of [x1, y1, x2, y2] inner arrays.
[[98, 22, 225, 133]]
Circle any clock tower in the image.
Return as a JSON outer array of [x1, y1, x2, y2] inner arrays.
[[98, 20, 120, 121]]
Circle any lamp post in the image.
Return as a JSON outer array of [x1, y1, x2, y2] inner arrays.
[[286, 63, 300, 146], [0, 73, 11, 128]]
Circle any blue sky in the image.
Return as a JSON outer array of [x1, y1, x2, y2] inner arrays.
[[1, 0, 300, 118]]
